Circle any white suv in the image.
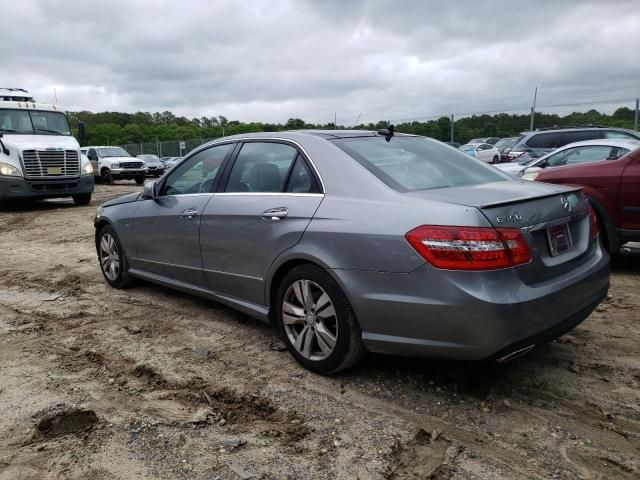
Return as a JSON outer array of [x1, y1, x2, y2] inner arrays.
[[82, 146, 147, 185]]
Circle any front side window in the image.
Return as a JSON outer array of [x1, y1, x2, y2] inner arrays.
[[225, 142, 297, 193], [0, 109, 71, 135], [546, 146, 614, 167], [525, 132, 562, 149], [163, 143, 233, 195], [333, 136, 508, 192]]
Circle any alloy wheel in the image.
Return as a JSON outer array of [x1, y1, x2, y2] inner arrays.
[[99, 233, 120, 281], [282, 279, 338, 361]]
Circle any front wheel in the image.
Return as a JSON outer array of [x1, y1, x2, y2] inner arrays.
[[101, 168, 114, 185], [276, 265, 365, 374], [135, 175, 145, 185], [96, 225, 134, 288], [492, 155, 499, 164], [72, 193, 92, 205]]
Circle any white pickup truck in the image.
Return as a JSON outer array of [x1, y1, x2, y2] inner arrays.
[[81, 146, 147, 185], [0, 88, 94, 207]]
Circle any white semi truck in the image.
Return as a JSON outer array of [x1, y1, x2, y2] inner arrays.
[[0, 88, 94, 207]]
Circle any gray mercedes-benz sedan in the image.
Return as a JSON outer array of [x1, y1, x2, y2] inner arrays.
[[94, 130, 610, 373]]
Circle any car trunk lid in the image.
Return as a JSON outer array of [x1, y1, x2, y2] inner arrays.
[[406, 181, 594, 283]]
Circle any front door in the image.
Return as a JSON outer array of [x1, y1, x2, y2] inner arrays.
[[200, 141, 324, 305], [620, 153, 640, 231], [132, 143, 235, 286]]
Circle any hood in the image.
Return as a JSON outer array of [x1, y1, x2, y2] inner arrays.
[[2, 134, 80, 151], [100, 192, 141, 208], [405, 180, 579, 209]]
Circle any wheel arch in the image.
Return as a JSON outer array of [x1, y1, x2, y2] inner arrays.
[[586, 194, 619, 253], [265, 253, 355, 326]]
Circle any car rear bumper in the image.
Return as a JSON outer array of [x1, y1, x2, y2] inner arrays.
[[0, 175, 94, 201], [331, 242, 610, 360]]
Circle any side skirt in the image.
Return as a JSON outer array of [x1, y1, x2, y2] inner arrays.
[[128, 268, 270, 323]]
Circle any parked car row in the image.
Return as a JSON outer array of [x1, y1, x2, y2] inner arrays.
[[81, 147, 182, 184], [495, 138, 640, 254]]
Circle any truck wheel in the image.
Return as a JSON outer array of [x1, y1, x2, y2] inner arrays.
[[101, 168, 114, 185], [135, 175, 145, 185], [72, 193, 92, 205], [96, 225, 134, 288]]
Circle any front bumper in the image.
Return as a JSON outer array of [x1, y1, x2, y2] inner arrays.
[[145, 167, 164, 176], [332, 242, 610, 360], [110, 169, 146, 179], [0, 175, 94, 201]]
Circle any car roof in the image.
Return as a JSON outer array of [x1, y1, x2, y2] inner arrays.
[[528, 126, 638, 134]]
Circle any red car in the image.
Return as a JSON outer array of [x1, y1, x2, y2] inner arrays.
[[522, 139, 640, 253]]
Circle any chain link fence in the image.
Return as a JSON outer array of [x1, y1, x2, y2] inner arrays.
[[120, 97, 640, 154]]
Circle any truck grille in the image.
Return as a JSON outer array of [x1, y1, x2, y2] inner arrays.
[[121, 161, 143, 169], [21, 150, 80, 178]]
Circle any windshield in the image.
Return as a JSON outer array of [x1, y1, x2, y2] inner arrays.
[[333, 136, 509, 192], [138, 155, 158, 161], [459, 144, 477, 150], [0, 109, 72, 135], [495, 137, 516, 148], [98, 147, 131, 158]]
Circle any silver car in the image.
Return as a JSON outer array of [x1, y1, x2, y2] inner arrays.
[[94, 131, 609, 373]]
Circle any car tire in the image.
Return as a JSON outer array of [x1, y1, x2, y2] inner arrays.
[[101, 168, 114, 185], [492, 155, 499, 164], [135, 175, 145, 185], [72, 193, 92, 205], [96, 225, 134, 289], [275, 264, 366, 374]]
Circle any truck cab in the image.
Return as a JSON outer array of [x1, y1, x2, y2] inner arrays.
[[82, 146, 147, 185], [0, 88, 94, 207]]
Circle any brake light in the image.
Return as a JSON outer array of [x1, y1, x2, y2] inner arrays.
[[588, 204, 599, 239], [405, 225, 531, 271]]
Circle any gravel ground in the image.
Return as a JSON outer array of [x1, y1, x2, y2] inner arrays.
[[0, 183, 639, 479]]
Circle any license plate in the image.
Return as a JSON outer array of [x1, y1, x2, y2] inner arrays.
[[546, 223, 573, 256], [46, 166, 62, 175]]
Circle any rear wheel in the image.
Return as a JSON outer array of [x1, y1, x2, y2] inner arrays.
[[97, 225, 134, 288], [276, 265, 365, 374], [135, 175, 145, 185], [72, 193, 92, 205], [101, 168, 114, 185]]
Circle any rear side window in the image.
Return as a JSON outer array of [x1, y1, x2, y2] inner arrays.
[[525, 132, 562, 149], [604, 130, 640, 140], [558, 130, 600, 146], [286, 156, 320, 193], [225, 142, 297, 193], [333, 136, 508, 192]]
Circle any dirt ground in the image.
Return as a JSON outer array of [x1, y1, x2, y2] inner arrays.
[[0, 183, 639, 480]]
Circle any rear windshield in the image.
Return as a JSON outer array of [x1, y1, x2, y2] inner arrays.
[[332, 136, 509, 192]]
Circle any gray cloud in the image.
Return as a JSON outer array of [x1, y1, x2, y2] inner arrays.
[[2, 0, 638, 123]]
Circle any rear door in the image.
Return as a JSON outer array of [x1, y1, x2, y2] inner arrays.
[[200, 140, 324, 305], [132, 143, 235, 286]]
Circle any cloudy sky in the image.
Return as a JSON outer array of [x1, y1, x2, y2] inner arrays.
[[3, 0, 638, 123]]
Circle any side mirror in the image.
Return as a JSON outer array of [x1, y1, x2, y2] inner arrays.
[[77, 122, 86, 146], [142, 181, 158, 200]]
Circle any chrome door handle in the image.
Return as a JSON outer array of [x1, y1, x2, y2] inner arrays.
[[181, 208, 198, 219], [261, 207, 288, 221]]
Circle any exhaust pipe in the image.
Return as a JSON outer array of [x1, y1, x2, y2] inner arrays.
[[496, 344, 536, 363]]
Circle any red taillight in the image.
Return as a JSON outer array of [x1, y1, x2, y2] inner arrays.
[[588, 204, 599, 239], [405, 225, 531, 271]]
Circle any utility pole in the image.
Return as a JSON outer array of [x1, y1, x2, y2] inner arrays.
[[53, 88, 58, 104], [634, 98, 639, 131], [450, 114, 454, 142], [529, 86, 538, 131]]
